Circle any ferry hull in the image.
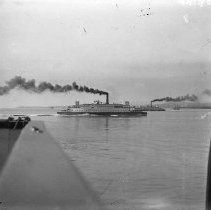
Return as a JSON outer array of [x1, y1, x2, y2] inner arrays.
[[89, 111, 147, 116], [57, 111, 86, 115], [57, 111, 147, 116]]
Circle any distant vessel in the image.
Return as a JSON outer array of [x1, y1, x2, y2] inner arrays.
[[172, 105, 181, 110], [57, 94, 147, 116], [140, 105, 165, 111], [149, 101, 165, 111]]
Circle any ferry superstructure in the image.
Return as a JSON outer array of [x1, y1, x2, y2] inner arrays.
[[57, 94, 147, 116]]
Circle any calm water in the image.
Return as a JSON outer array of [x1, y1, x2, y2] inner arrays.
[[1, 108, 211, 210]]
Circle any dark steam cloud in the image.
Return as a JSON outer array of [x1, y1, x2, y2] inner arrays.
[[151, 89, 211, 103], [0, 76, 108, 96], [151, 94, 198, 103], [202, 89, 211, 96]]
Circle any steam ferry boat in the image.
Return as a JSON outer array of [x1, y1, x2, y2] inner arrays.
[[57, 94, 147, 116]]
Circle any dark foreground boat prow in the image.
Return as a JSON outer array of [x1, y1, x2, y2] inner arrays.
[[0, 120, 104, 209]]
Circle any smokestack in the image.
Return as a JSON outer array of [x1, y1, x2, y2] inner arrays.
[[150, 101, 152, 107], [106, 93, 109, 104]]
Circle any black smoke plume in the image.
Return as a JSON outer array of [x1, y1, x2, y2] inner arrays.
[[151, 94, 198, 103], [202, 89, 211, 96], [0, 76, 108, 96], [151, 89, 211, 104]]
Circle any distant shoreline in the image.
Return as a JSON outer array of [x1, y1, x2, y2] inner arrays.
[[1, 106, 211, 110], [0, 106, 65, 109]]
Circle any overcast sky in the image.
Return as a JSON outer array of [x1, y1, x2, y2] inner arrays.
[[0, 0, 211, 107]]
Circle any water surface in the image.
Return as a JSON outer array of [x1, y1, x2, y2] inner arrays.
[[1, 108, 211, 209]]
